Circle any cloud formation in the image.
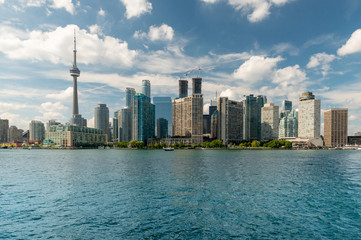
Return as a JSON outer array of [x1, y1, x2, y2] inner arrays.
[[202, 0, 291, 22], [120, 0, 152, 19], [337, 29, 361, 56], [307, 52, 336, 76], [134, 24, 175, 41], [0, 24, 137, 67], [233, 56, 283, 82]]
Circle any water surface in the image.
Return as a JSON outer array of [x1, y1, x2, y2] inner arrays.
[[1, 149, 361, 239]]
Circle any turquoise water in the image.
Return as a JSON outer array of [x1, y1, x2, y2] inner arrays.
[[1, 149, 361, 239]]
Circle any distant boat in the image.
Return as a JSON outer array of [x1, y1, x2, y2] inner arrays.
[[358, 147, 361, 151], [163, 147, 174, 151]]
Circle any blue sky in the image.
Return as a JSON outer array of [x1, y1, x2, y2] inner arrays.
[[0, 0, 361, 134]]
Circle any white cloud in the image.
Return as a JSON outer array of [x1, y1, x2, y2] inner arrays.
[[88, 24, 103, 35], [98, 8, 105, 16], [202, 0, 291, 22], [26, 0, 46, 7], [307, 52, 337, 76], [0, 0, 5, 4], [49, 0, 75, 15], [337, 29, 361, 56], [0, 24, 137, 67], [45, 87, 73, 101], [36, 102, 68, 121], [120, 0, 152, 19], [272, 65, 307, 87], [233, 55, 283, 82], [220, 88, 239, 100], [134, 24, 174, 42]]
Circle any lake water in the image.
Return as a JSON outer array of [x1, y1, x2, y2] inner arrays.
[[1, 149, 361, 239]]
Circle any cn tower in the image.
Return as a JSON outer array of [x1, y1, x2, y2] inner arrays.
[[69, 30, 87, 127], [70, 30, 80, 116]]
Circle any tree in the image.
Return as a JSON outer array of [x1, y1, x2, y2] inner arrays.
[[129, 140, 138, 148], [251, 141, 261, 148]]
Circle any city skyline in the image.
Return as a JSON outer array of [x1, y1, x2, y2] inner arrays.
[[0, 1, 361, 134]]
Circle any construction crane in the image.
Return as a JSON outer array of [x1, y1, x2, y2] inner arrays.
[[183, 65, 215, 79]]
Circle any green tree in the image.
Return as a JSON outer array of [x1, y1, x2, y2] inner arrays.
[[251, 141, 261, 148]]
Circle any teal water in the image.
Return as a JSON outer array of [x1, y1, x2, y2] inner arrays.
[[1, 149, 361, 239]]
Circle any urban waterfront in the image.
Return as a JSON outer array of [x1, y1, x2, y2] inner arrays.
[[1, 150, 361, 239]]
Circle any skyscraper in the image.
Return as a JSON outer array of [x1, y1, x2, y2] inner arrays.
[[153, 97, 172, 136], [132, 94, 155, 143], [243, 94, 267, 141], [118, 106, 132, 142], [279, 110, 298, 138], [192, 77, 202, 94], [0, 118, 9, 143], [173, 79, 203, 145], [125, 87, 136, 108], [142, 80, 151, 98], [112, 110, 121, 142], [217, 97, 243, 145], [94, 104, 110, 141], [298, 92, 321, 139], [29, 120, 45, 141], [261, 103, 279, 141], [324, 108, 348, 147], [179, 79, 188, 98], [69, 30, 87, 127], [157, 118, 168, 138], [282, 100, 292, 111]]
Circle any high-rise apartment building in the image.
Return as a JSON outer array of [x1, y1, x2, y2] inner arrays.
[[0, 118, 9, 143], [179, 79, 188, 98], [217, 97, 243, 145], [125, 88, 136, 108], [142, 80, 151, 98], [118, 107, 132, 142], [279, 110, 298, 138], [261, 103, 279, 141], [298, 92, 321, 139], [243, 94, 267, 141], [69, 31, 87, 127], [157, 118, 168, 138], [29, 120, 45, 141], [173, 92, 203, 144], [9, 126, 24, 143], [153, 97, 172, 136], [324, 108, 348, 147], [94, 104, 110, 142], [133, 94, 155, 143], [112, 110, 120, 142]]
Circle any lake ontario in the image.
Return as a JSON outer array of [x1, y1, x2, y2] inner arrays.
[[1, 149, 361, 239]]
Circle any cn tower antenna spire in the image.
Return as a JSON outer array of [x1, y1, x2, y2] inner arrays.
[[74, 28, 76, 51]]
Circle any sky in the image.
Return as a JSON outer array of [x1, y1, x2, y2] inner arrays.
[[0, 0, 361, 135]]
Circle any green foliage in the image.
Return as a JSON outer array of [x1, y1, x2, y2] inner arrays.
[[207, 140, 225, 148], [129, 140, 138, 148], [116, 141, 129, 148], [239, 142, 251, 147], [251, 141, 261, 148], [108, 142, 114, 147], [263, 139, 293, 149]]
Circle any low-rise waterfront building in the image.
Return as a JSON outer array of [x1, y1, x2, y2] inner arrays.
[[44, 125, 107, 147]]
